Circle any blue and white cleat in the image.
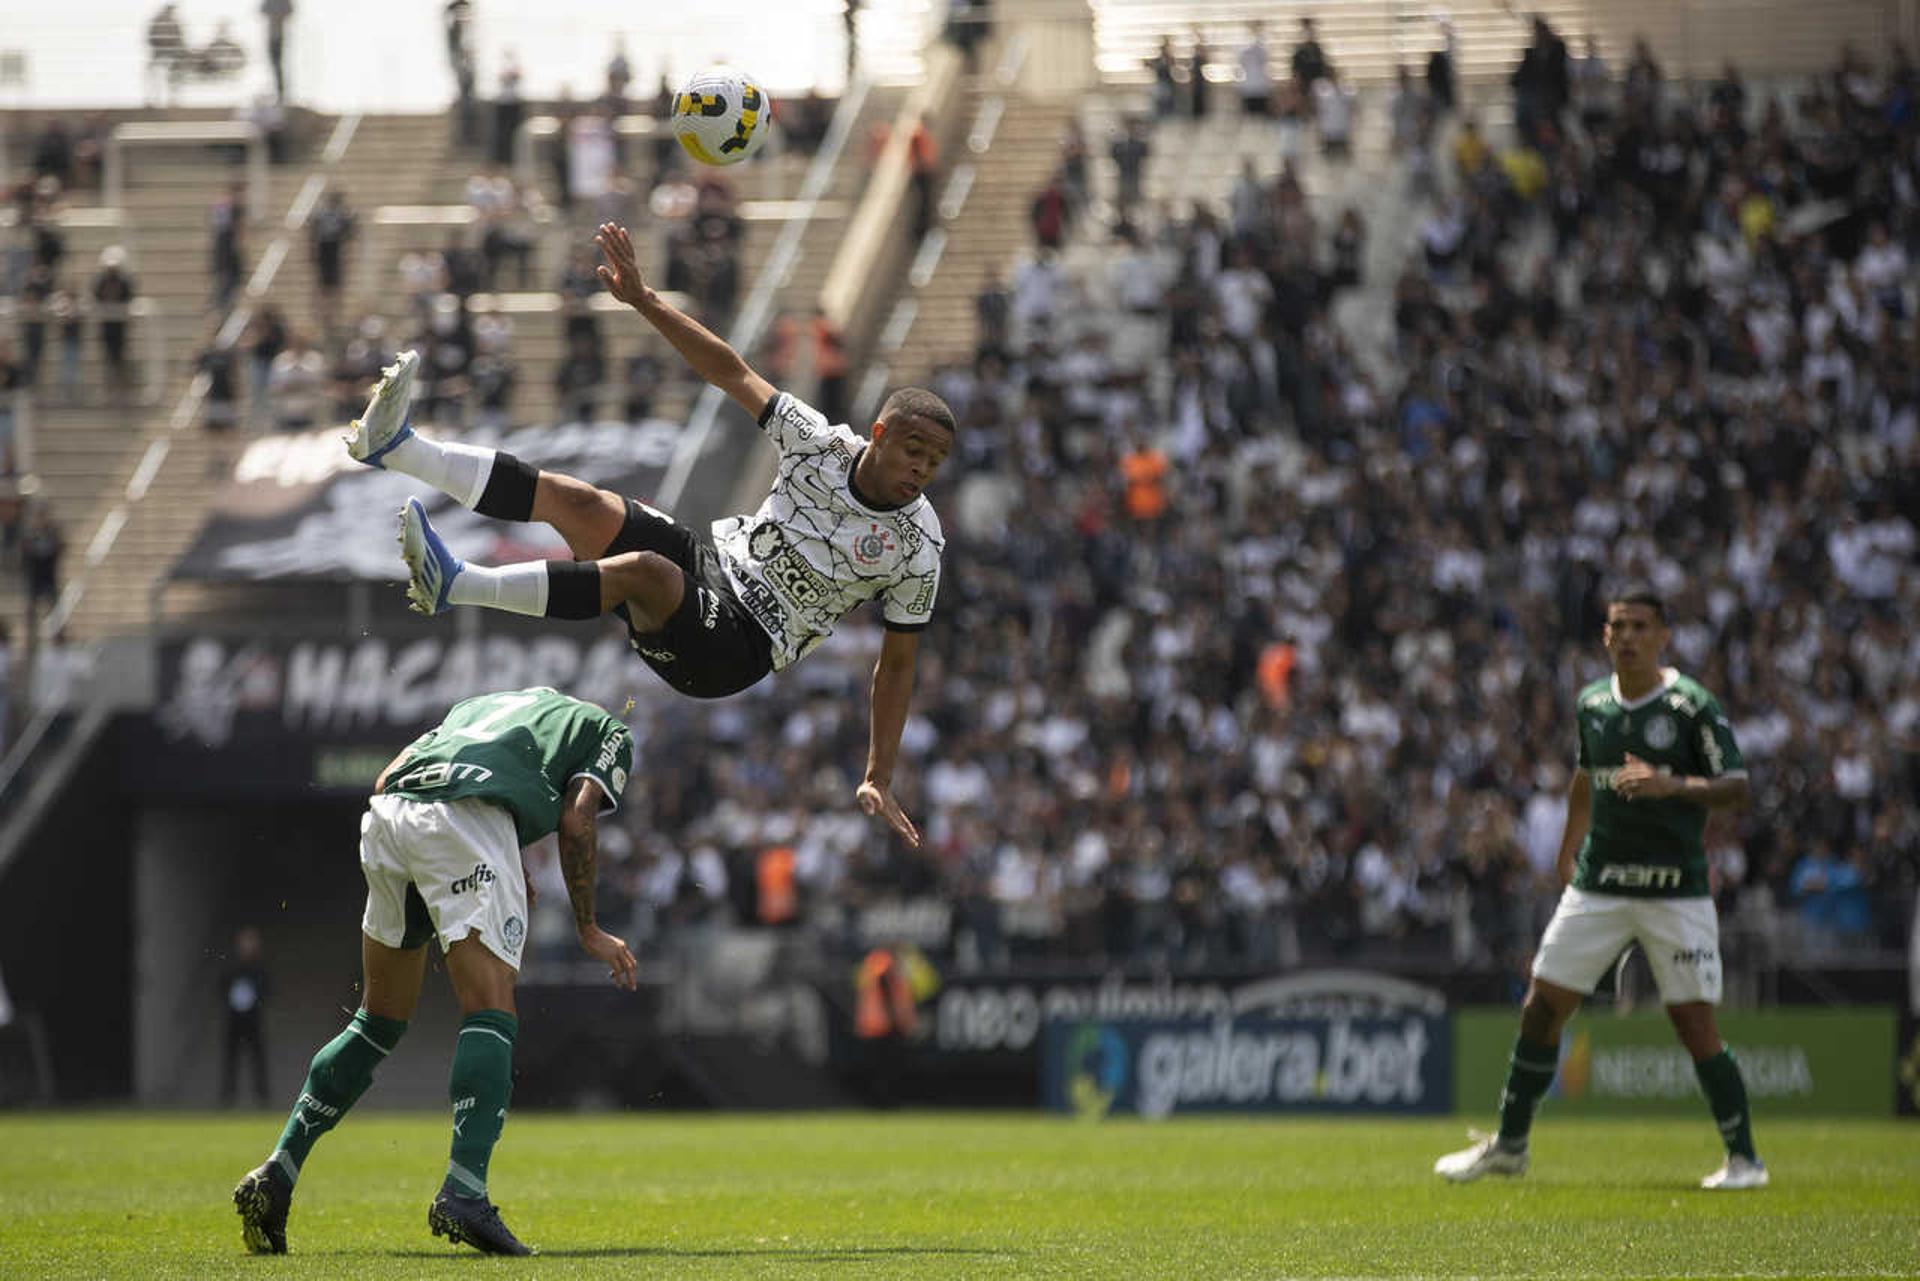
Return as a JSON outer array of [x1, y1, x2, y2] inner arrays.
[[398, 497, 463, 616], [1700, 1155, 1769, 1190], [346, 349, 420, 468], [1434, 1130, 1529, 1183]]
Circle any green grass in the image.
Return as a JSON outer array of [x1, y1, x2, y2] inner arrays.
[[0, 1113, 1914, 1279]]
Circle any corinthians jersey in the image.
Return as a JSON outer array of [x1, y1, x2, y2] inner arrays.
[[710, 392, 944, 671], [1572, 667, 1746, 897]]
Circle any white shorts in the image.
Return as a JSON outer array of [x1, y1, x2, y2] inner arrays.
[[359, 793, 528, 971], [1532, 886, 1722, 1004]]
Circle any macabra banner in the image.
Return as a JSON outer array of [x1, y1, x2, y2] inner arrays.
[[1454, 1008, 1898, 1117], [171, 418, 683, 580], [129, 630, 667, 796], [1040, 1015, 1452, 1119]]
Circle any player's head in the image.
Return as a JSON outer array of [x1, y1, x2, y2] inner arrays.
[[865, 387, 955, 505], [1602, 586, 1668, 676]]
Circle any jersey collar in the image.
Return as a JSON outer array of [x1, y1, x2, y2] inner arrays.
[[1612, 667, 1678, 710], [845, 444, 917, 515]]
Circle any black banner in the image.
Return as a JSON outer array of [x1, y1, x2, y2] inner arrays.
[[132, 629, 667, 796], [172, 418, 684, 581]]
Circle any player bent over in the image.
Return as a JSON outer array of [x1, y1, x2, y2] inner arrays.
[[232, 687, 637, 1255], [1435, 588, 1766, 1191], [348, 223, 951, 849]]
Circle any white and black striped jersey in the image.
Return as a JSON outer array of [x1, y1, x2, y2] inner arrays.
[[709, 392, 944, 671]]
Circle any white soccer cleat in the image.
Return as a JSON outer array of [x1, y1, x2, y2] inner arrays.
[[398, 496, 463, 616], [1433, 1130, 1530, 1183], [1700, 1155, 1769, 1190], [346, 349, 420, 467]]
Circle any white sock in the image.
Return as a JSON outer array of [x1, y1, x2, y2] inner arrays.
[[381, 434, 497, 510], [445, 560, 549, 616]]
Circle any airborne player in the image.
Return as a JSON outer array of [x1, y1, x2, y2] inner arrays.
[[348, 223, 952, 848], [1435, 588, 1766, 1190]]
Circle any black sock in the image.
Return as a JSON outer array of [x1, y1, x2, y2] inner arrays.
[[473, 452, 539, 521], [544, 560, 604, 619], [1497, 1033, 1559, 1146]]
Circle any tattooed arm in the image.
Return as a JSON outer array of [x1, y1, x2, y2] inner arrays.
[[557, 777, 638, 991]]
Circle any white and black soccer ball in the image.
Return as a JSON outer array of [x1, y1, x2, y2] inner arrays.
[[669, 66, 773, 167]]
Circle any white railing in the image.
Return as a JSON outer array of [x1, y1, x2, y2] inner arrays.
[[103, 120, 268, 221]]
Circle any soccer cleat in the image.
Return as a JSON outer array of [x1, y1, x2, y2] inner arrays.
[[398, 497, 462, 616], [1433, 1130, 1530, 1183], [1700, 1155, 1769, 1190], [232, 1163, 291, 1254], [429, 1189, 534, 1256], [345, 349, 420, 468]]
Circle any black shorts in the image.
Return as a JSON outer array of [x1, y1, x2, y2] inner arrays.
[[602, 498, 775, 699]]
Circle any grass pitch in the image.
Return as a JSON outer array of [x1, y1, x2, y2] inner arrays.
[[0, 1113, 1914, 1279]]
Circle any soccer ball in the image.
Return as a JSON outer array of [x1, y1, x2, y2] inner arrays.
[[669, 66, 773, 166]]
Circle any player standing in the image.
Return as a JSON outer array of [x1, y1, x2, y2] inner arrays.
[[346, 223, 950, 848], [1435, 589, 1766, 1189], [232, 687, 638, 1256]]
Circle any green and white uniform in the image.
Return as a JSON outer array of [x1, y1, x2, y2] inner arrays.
[[360, 687, 633, 970], [1533, 668, 1747, 1003]]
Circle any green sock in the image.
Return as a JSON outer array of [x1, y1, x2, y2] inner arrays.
[[1496, 1033, 1559, 1146], [445, 1009, 518, 1199], [268, 1010, 407, 1186], [1694, 1048, 1757, 1160]]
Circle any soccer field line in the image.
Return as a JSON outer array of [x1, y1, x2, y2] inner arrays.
[[1307, 1275, 1916, 1280]]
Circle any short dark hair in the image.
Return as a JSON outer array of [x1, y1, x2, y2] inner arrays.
[[879, 387, 957, 436], [1606, 585, 1666, 622]]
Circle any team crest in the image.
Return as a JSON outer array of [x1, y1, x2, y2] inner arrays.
[[749, 521, 785, 560], [502, 916, 524, 951], [853, 523, 896, 565], [1642, 714, 1678, 750]]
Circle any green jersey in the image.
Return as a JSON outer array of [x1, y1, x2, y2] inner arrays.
[[1572, 668, 1746, 898], [384, 687, 634, 847]]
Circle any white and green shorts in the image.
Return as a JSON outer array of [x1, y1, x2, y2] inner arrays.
[[1532, 886, 1722, 1004], [359, 794, 528, 971]]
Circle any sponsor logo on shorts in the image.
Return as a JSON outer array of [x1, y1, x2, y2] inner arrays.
[[449, 863, 496, 895], [1670, 946, 1716, 967], [634, 641, 676, 663], [502, 916, 524, 952], [1595, 863, 1685, 890], [698, 587, 719, 630]]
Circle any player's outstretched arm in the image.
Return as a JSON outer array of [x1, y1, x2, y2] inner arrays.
[[557, 777, 638, 990], [856, 629, 922, 849], [593, 221, 775, 420]]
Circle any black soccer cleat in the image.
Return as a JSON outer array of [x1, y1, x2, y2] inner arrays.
[[232, 1163, 291, 1254], [429, 1189, 534, 1256]]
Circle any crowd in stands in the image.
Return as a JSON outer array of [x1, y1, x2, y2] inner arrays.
[[517, 31, 1918, 990]]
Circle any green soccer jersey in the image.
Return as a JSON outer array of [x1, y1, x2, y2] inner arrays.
[[1572, 667, 1746, 897], [383, 687, 634, 847]]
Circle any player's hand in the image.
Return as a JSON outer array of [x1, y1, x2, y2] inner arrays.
[[857, 779, 921, 849], [578, 924, 638, 991], [1615, 753, 1676, 800], [593, 222, 651, 309]]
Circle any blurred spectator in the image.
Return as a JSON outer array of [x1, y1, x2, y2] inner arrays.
[[22, 505, 62, 619], [974, 268, 1009, 358], [620, 350, 660, 424], [1314, 70, 1354, 158], [209, 183, 246, 312], [1791, 844, 1873, 951], [266, 330, 325, 431], [1146, 36, 1178, 120], [469, 317, 518, 430], [1030, 169, 1069, 250], [146, 4, 186, 104], [567, 105, 618, 213], [555, 331, 604, 423], [492, 51, 524, 168], [308, 188, 356, 341], [262, 0, 293, 102], [32, 120, 73, 191], [909, 114, 940, 240], [1511, 15, 1569, 147], [605, 37, 632, 112], [49, 287, 82, 406], [92, 246, 138, 402], [1110, 116, 1150, 220], [1237, 22, 1272, 118], [17, 261, 54, 389], [811, 307, 850, 425], [1289, 16, 1331, 95], [446, 0, 477, 144], [202, 21, 246, 80], [0, 340, 19, 475], [1426, 17, 1456, 115], [219, 925, 271, 1106], [244, 306, 287, 428], [195, 318, 240, 436], [240, 93, 288, 164], [467, 169, 536, 291], [1186, 28, 1211, 120]]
